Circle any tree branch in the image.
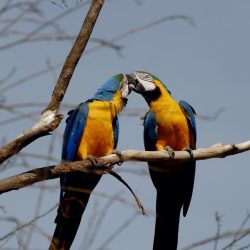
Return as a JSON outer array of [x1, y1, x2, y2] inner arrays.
[[181, 228, 250, 250], [1, 140, 250, 194], [0, 204, 57, 243], [0, 114, 63, 164], [0, 0, 105, 164], [43, 0, 105, 113], [0, 14, 194, 93]]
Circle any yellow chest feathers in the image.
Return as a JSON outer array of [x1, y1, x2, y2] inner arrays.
[[77, 100, 120, 159], [150, 98, 190, 151]]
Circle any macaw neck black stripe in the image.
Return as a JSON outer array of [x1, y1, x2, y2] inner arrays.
[[143, 87, 161, 104]]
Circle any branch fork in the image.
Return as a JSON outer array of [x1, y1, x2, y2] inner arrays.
[[0, 0, 106, 164]]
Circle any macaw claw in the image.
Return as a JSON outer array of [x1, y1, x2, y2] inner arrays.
[[86, 155, 99, 168], [164, 146, 175, 159], [111, 149, 124, 165], [183, 147, 194, 159]]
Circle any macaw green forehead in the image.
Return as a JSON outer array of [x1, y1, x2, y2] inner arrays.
[[113, 73, 124, 83]]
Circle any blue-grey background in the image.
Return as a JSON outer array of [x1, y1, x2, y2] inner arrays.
[[1, 0, 250, 249]]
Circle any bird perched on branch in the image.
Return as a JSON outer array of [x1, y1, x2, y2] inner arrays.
[[128, 71, 197, 250], [49, 74, 134, 250]]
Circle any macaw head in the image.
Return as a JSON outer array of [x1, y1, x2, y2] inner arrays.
[[90, 74, 136, 105], [127, 71, 171, 104]]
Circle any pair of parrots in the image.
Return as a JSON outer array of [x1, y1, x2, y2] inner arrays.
[[49, 71, 197, 250]]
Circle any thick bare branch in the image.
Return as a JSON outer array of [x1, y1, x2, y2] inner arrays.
[[1, 140, 250, 194], [0, 0, 105, 164], [43, 0, 105, 113], [0, 114, 63, 164]]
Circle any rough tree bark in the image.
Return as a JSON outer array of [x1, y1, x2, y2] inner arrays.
[[0, 0, 106, 164]]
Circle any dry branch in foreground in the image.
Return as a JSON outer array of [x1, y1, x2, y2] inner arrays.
[[0, 0, 105, 164], [43, 0, 105, 113], [0, 114, 63, 164], [0, 140, 250, 195]]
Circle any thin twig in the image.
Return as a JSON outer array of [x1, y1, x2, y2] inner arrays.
[[0, 14, 194, 93], [0, 0, 90, 51], [23, 132, 57, 249], [110, 15, 195, 42], [81, 191, 124, 250], [0, 0, 42, 37], [181, 228, 250, 250], [221, 212, 250, 250], [94, 211, 140, 250], [213, 212, 222, 250], [0, 204, 57, 242], [236, 242, 250, 250], [0, 67, 16, 85]]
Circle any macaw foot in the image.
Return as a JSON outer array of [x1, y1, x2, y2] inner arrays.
[[183, 147, 194, 160], [111, 149, 124, 166], [164, 146, 175, 159], [86, 155, 99, 168]]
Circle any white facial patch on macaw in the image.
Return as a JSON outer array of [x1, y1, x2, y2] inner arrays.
[[120, 75, 131, 98], [121, 84, 130, 98], [135, 73, 156, 91]]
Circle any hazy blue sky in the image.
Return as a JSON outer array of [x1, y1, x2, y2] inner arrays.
[[1, 0, 250, 249]]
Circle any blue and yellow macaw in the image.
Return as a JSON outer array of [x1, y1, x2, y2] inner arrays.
[[49, 74, 133, 250], [128, 71, 196, 250]]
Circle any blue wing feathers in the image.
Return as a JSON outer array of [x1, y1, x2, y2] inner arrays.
[[60, 103, 89, 201], [179, 100, 196, 216], [62, 102, 89, 161], [143, 111, 157, 151], [179, 100, 197, 144]]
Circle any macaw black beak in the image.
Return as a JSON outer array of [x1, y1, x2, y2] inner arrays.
[[125, 74, 146, 93]]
